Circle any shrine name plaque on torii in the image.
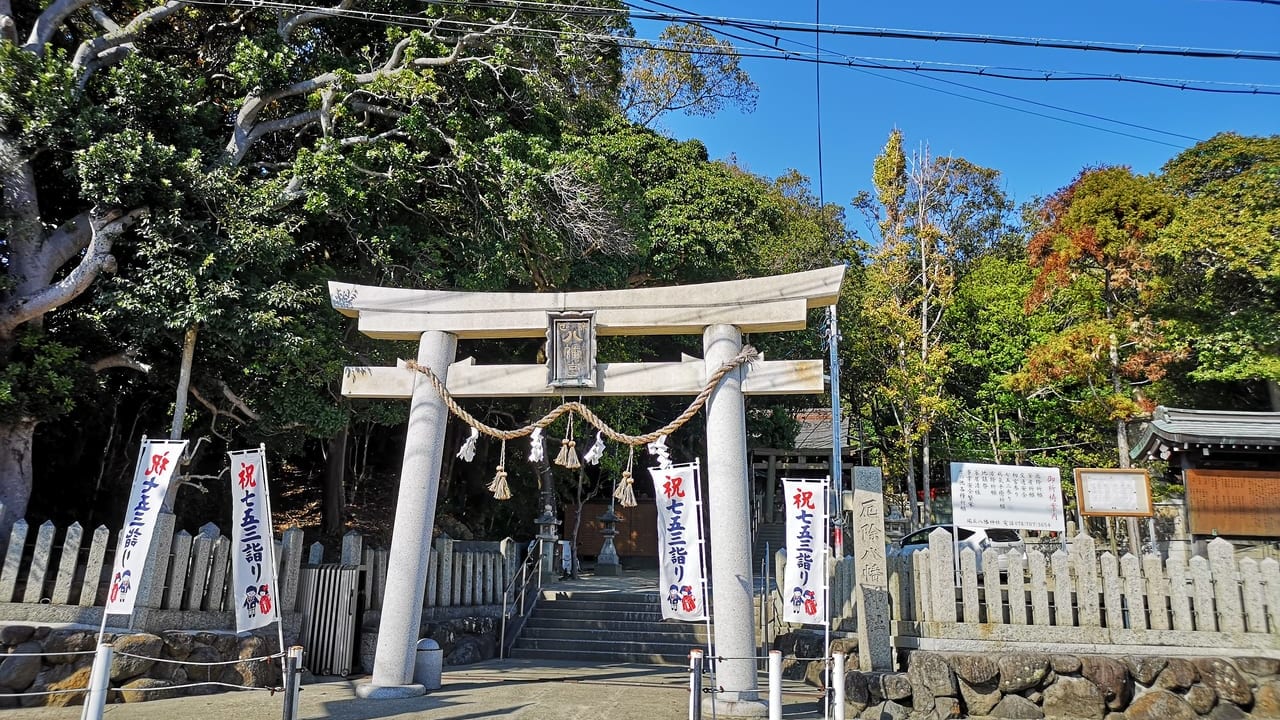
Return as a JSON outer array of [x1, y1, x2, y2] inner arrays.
[[332, 265, 844, 715]]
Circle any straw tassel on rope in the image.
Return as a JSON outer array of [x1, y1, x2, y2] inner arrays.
[[613, 446, 637, 508], [554, 416, 581, 469], [488, 440, 511, 500]]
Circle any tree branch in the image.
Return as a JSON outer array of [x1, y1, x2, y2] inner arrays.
[[23, 0, 95, 56], [90, 354, 152, 373], [73, 1, 184, 86], [219, 382, 261, 422], [225, 13, 515, 163], [0, 207, 145, 339], [277, 0, 353, 40]]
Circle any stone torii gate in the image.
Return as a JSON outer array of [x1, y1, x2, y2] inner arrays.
[[330, 265, 845, 713]]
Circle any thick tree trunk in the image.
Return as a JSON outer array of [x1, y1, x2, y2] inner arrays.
[[1268, 380, 1280, 412], [0, 419, 37, 532], [323, 425, 348, 535]]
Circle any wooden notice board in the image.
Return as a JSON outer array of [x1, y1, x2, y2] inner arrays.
[[1186, 469, 1280, 537]]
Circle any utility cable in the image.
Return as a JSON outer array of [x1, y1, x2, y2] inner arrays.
[[415, 0, 1280, 62], [814, 0, 825, 206], [184, 0, 1280, 97], [626, 0, 1202, 144]]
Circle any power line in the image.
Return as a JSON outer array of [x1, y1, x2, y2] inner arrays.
[[628, 0, 1202, 144], [421, 0, 1280, 62], [626, 0, 1194, 149], [814, 0, 825, 205], [184, 0, 1280, 97]]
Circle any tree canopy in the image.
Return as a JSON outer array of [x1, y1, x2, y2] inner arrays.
[[2, 0, 1278, 540]]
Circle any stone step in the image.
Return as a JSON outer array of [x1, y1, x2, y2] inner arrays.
[[539, 589, 660, 603], [520, 626, 710, 644], [510, 636, 699, 658], [533, 607, 667, 623], [506, 646, 691, 665], [524, 616, 708, 634]]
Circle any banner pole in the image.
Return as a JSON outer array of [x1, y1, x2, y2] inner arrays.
[[827, 306, 844, 558], [695, 458, 714, 687], [99, 436, 150, 646], [824, 476, 831, 720], [258, 444, 289, 682]]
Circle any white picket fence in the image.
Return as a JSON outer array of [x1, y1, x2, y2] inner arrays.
[[0, 512, 516, 628], [889, 528, 1280, 654]]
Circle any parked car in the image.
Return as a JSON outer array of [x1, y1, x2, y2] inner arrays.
[[897, 525, 1026, 576]]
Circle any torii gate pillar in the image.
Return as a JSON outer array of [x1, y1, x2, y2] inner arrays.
[[703, 324, 762, 712], [356, 330, 456, 698]]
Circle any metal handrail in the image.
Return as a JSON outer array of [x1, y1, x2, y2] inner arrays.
[[498, 541, 543, 658]]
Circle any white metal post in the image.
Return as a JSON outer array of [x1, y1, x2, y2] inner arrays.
[[689, 648, 704, 720], [832, 652, 846, 720], [768, 650, 782, 720], [80, 643, 113, 720]]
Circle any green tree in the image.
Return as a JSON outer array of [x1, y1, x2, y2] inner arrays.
[[1153, 133, 1280, 409], [620, 24, 757, 128], [0, 0, 632, 527], [853, 130, 1013, 526]]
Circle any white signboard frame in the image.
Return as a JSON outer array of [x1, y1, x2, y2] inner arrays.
[[1074, 468, 1153, 517], [950, 462, 1065, 532]]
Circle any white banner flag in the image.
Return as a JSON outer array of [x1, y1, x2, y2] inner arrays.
[[229, 448, 280, 633], [782, 478, 828, 625], [650, 461, 707, 621], [105, 439, 188, 616], [951, 462, 1066, 532]]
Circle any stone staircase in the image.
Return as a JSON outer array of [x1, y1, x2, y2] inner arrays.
[[753, 522, 786, 583], [508, 589, 709, 664]]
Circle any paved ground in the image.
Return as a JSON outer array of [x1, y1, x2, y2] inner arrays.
[[1, 659, 828, 719]]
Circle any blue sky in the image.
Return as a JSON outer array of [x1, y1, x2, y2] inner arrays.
[[630, 0, 1280, 226]]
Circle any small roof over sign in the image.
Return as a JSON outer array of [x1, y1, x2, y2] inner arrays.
[[1128, 405, 1280, 461]]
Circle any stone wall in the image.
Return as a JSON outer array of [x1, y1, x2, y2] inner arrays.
[[0, 625, 282, 708], [357, 617, 501, 675], [830, 650, 1280, 720]]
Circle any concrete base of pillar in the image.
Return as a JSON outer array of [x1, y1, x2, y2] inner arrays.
[[703, 696, 768, 717], [594, 561, 621, 576], [355, 682, 426, 699]]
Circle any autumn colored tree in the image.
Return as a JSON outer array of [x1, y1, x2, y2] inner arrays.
[[1018, 167, 1180, 468]]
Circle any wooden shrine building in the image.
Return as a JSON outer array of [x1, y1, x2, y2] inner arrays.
[[1129, 406, 1280, 540]]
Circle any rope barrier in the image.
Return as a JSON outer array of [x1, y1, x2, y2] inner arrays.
[[404, 345, 759, 445], [114, 650, 286, 667], [119, 681, 285, 693]]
